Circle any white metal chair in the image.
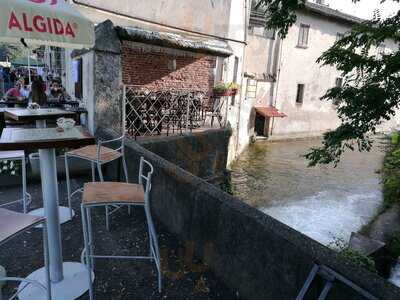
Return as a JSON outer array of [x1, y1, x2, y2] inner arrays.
[[80, 157, 161, 299], [65, 135, 129, 229], [0, 208, 51, 300], [0, 151, 31, 213]]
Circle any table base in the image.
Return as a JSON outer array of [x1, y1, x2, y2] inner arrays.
[[28, 207, 75, 227], [17, 262, 94, 300]]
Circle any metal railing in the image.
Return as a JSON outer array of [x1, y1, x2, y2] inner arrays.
[[122, 85, 228, 138]]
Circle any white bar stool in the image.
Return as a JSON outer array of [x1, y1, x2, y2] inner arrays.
[[0, 151, 31, 213], [80, 157, 161, 299], [65, 135, 128, 229], [0, 208, 51, 300]]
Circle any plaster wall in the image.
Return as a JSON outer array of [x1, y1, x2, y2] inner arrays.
[[73, 0, 233, 39], [244, 10, 400, 140]]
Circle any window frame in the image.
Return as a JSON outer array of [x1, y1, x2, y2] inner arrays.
[[296, 83, 305, 104], [297, 24, 310, 48]]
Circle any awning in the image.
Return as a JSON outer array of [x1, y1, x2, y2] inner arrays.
[[0, 0, 94, 49], [255, 106, 286, 118], [12, 57, 44, 67]]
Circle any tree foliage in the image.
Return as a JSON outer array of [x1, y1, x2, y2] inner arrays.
[[257, 0, 400, 166]]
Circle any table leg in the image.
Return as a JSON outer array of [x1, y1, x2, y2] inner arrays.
[[29, 119, 76, 225], [19, 147, 93, 299], [39, 148, 64, 282]]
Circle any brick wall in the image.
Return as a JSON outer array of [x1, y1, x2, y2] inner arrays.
[[121, 41, 216, 94]]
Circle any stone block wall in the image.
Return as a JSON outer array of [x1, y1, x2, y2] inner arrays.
[[138, 128, 231, 182], [100, 128, 400, 300], [121, 41, 216, 95]]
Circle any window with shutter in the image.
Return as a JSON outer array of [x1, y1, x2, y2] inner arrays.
[[298, 24, 310, 48]]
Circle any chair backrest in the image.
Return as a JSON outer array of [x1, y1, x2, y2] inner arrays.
[[96, 134, 125, 160], [138, 157, 154, 195]]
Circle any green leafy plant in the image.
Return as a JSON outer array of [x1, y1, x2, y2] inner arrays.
[[213, 82, 240, 93], [329, 238, 377, 273], [0, 160, 21, 176]]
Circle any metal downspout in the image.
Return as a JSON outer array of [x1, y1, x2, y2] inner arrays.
[[235, 0, 249, 157]]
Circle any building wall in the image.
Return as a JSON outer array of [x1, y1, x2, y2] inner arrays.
[[271, 11, 346, 138], [73, 0, 233, 39], [66, 0, 249, 167], [244, 9, 400, 141], [121, 41, 216, 95]]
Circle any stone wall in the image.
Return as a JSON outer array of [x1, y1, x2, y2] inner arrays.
[[121, 41, 216, 95], [138, 128, 231, 182], [100, 128, 400, 300], [93, 51, 123, 134]]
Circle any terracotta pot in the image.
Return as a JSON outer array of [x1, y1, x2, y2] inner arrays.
[[213, 89, 237, 97]]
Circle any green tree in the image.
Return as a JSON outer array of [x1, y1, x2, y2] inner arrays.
[[0, 43, 24, 62], [256, 0, 400, 166]]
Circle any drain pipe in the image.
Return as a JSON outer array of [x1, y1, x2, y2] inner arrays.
[[270, 35, 284, 137], [235, 0, 249, 157]]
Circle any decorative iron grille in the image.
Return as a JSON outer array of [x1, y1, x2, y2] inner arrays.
[[123, 86, 228, 138]]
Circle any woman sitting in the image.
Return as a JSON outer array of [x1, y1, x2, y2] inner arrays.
[[5, 81, 22, 99], [30, 78, 47, 107]]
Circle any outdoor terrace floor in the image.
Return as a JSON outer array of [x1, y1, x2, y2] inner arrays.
[[0, 176, 237, 299]]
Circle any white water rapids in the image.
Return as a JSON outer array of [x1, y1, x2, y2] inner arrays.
[[230, 137, 400, 287]]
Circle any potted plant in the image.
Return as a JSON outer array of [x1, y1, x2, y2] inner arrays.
[[213, 82, 240, 97], [0, 159, 22, 187]]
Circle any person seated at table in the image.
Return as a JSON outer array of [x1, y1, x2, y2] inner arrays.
[[30, 78, 47, 107], [20, 83, 30, 99], [49, 81, 63, 99], [5, 81, 22, 99]]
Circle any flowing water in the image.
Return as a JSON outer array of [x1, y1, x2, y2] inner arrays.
[[231, 138, 385, 246], [231, 137, 400, 286]]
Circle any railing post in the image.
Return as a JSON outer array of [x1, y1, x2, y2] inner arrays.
[[122, 85, 126, 135], [185, 93, 190, 133]]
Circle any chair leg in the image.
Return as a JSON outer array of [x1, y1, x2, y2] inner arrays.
[[81, 204, 94, 300], [144, 206, 162, 293], [91, 162, 96, 182], [122, 156, 131, 215], [96, 163, 111, 231], [21, 156, 27, 214], [65, 155, 73, 220], [42, 222, 52, 300], [86, 207, 95, 270]]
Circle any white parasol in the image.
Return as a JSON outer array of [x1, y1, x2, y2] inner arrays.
[[0, 0, 94, 49]]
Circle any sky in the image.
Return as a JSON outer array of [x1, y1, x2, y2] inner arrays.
[[320, 0, 400, 19]]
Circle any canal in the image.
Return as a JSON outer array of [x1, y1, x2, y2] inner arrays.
[[231, 138, 385, 246], [231, 137, 400, 286]]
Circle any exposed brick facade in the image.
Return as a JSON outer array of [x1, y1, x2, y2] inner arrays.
[[121, 41, 216, 95]]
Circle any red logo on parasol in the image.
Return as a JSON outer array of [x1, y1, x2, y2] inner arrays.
[[28, 0, 58, 5]]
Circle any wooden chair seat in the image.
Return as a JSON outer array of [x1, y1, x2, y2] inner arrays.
[[67, 145, 122, 163], [0, 208, 44, 244], [82, 182, 145, 205]]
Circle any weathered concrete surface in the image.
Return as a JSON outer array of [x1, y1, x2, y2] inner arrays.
[[138, 129, 230, 182], [368, 205, 400, 243], [100, 128, 400, 300], [73, 0, 234, 39]]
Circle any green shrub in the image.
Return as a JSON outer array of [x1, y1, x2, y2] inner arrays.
[[387, 232, 400, 258], [329, 238, 377, 274]]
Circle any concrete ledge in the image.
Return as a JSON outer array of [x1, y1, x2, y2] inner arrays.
[[138, 128, 231, 181], [100, 128, 400, 300]]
